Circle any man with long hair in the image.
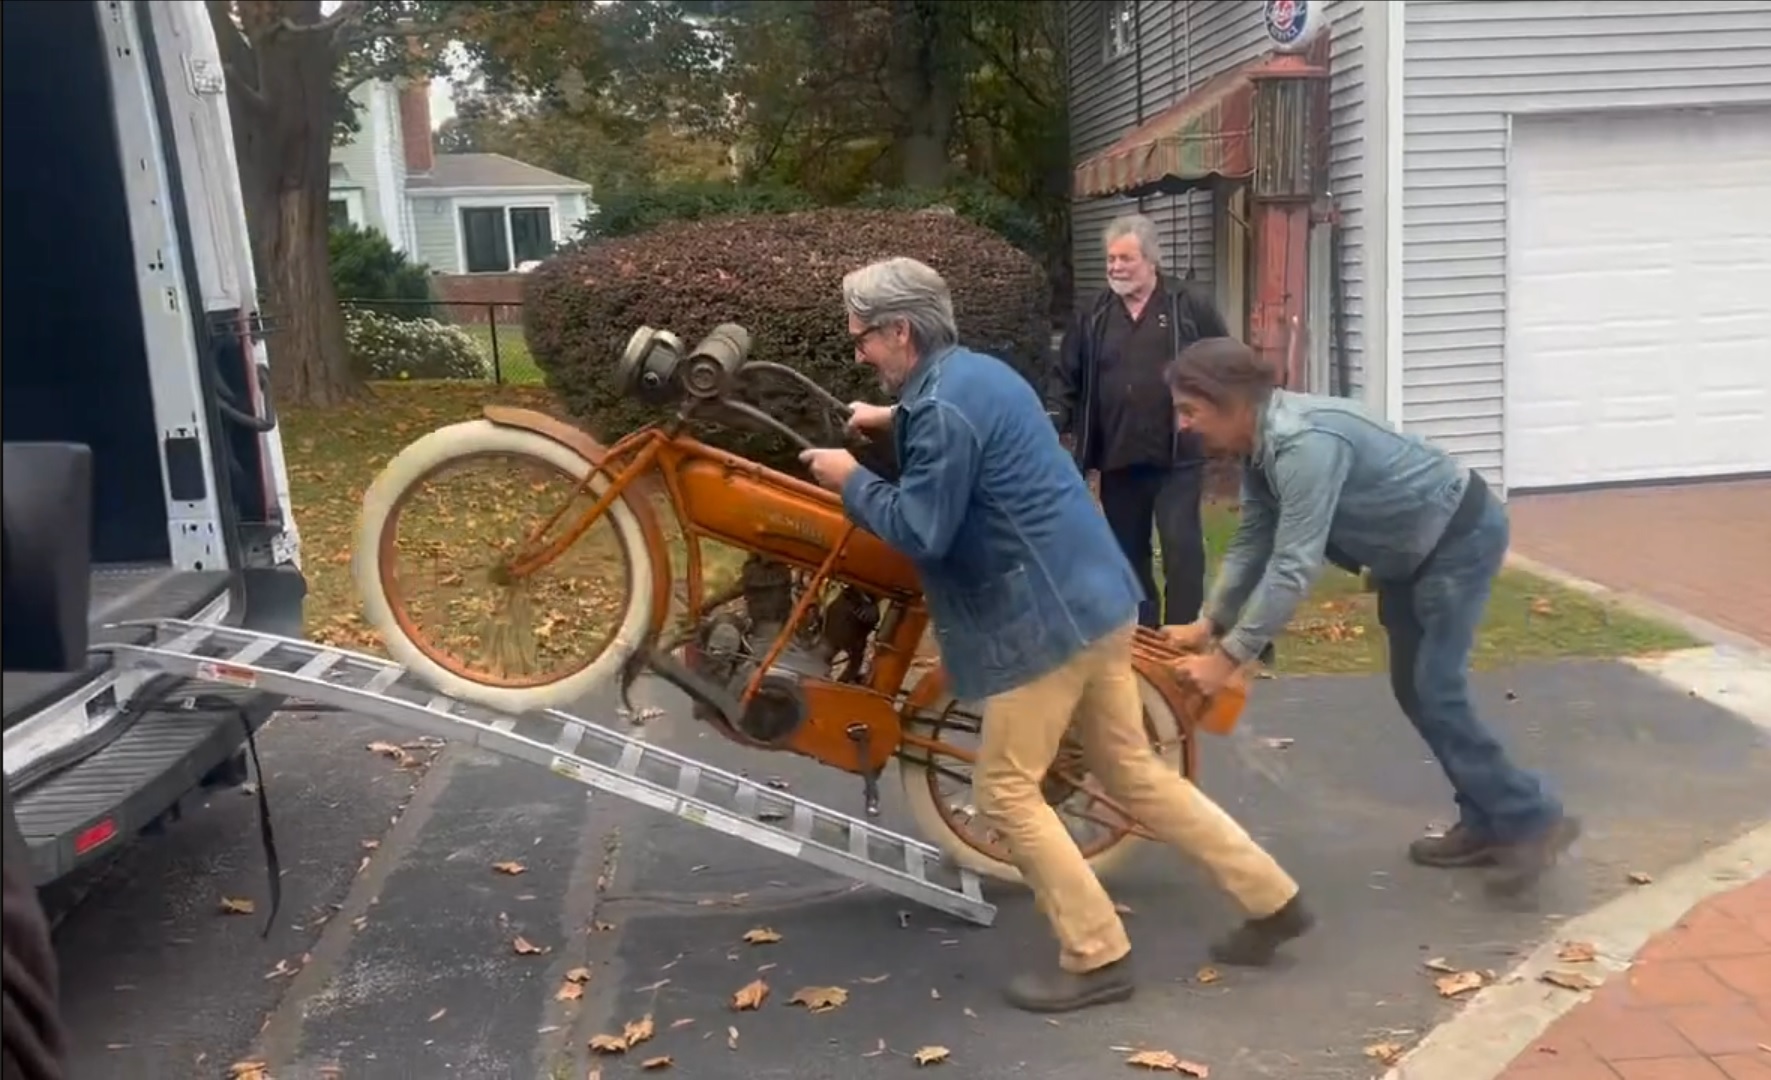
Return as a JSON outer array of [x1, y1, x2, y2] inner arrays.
[[1163, 337, 1578, 896]]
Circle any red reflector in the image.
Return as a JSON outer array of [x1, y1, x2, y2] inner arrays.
[[74, 818, 118, 856]]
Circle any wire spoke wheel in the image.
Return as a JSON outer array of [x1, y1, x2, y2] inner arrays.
[[896, 672, 1189, 885], [355, 419, 657, 713]]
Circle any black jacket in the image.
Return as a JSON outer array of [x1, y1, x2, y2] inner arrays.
[[1048, 278, 1229, 472]]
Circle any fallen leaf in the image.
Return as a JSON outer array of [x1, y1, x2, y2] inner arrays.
[[492, 861, 527, 875], [1423, 957, 1457, 973], [726, 1026, 739, 1050], [228, 1062, 268, 1080], [1434, 970, 1486, 998], [565, 967, 593, 984], [1556, 941, 1597, 963], [669, 1018, 695, 1031], [1125, 1049, 1209, 1075], [512, 936, 546, 955], [912, 1045, 950, 1066], [788, 986, 849, 1013], [623, 1015, 655, 1047], [588, 1034, 628, 1055], [1528, 596, 1555, 616], [742, 927, 783, 945], [220, 897, 256, 915], [1193, 966, 1221, 985], [588, 1069, 601, 1080], [556, 982, 584, 1002], [1627, 871, 1654, 885], [428, 1007, 447, 1022], [592, 920, 616, 933], [1540, 969, 1600, 991], [731, 979, 769, 1011], [640, 1058, 672, 1071], [1365, 1042, 1406, 1066], [858, 974, 891, 984]]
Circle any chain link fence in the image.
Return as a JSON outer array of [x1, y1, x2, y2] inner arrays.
[[341, 297, 541, 385]]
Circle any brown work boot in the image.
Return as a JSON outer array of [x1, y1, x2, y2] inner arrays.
[[1002, 957, 1135, 1014], [1209, 893, 1315, 967], [1408, 823, 1499, 868], [1485, 815, 1581, 898]]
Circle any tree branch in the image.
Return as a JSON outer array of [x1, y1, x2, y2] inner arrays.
[[960, 24, 1049, 109], [205, 0, 270, 112], [277, 0, 365, 36]]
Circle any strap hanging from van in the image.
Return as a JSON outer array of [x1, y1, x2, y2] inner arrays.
[[192, 695, 281, 939]]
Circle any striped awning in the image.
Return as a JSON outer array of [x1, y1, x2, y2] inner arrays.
[[1073, 55, 1273, 200]]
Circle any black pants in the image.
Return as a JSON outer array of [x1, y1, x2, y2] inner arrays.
[[1098, 463, 1206, 629]]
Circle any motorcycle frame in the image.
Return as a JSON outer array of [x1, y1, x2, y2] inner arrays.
[[479, 402, 1232, 840]]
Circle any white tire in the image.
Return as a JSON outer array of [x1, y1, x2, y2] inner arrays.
[[353, 419, 656, 714], [897, 671, 1186, 885]]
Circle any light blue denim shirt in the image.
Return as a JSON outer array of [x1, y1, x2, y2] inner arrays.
[[1206, 389, 1474, 664], [841, 345, 1145, 700]]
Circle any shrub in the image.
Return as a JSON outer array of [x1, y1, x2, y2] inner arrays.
[[851, 183, 1046, 260], [330, 222, 436, 321], [345, 309, 488, 381], [524, 208, 1050, 472]]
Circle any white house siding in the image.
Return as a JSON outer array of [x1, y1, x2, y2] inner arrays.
[[411, 195, 461, 272], [1067, 1, 1366, 391], [1400, 0, 1771, 485], [411, 192, 590, 275]]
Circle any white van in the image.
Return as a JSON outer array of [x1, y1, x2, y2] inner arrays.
[[2, 0, 306, 888]]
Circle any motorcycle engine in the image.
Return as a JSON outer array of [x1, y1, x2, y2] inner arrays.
[[688, 557, 880, 744]]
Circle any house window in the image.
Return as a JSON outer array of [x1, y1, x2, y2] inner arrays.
[[460, 205, 556, 273], [1104, 0, 1136, 61], [329, 199, 352, 229]]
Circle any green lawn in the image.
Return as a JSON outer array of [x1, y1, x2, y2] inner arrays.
[[1195, 506, 1698, 674], [460, 323, 544, 385], [281, 381, 1698, 675]]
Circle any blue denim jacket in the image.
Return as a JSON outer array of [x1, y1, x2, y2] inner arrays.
[[842, 345, 1145, 701], [1206, 389, 1475, 665]]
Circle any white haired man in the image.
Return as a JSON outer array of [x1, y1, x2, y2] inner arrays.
[[799, 257, 1312, 1015], [1050, 214, 1227, 631]]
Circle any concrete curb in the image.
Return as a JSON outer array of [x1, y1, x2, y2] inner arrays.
[[1505, 551, 1771, 661], [1383, 822, 1771, 1080]]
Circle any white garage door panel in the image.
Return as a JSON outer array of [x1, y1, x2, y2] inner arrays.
[[1505, 107, 1771, 490]]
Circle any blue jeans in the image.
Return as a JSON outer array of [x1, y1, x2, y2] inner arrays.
[[1376, 497, 1563, 844]]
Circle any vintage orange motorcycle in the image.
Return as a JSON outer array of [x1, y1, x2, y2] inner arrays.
[[353, 323, 1249, 883]]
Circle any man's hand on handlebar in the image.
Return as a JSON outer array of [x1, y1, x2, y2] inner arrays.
[[844, 401, 895, 441]]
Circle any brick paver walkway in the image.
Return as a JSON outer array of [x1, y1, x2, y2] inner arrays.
[[1498, 873, 1771, 1079], [1509, 479, 1771, 646]]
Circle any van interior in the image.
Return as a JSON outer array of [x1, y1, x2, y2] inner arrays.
[[2, 0, 239, 734]]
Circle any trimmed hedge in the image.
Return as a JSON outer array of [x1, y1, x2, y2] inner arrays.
[[523, 208, 1050, 472]]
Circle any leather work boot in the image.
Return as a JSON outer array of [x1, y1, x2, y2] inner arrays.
[[1408, 823, 1499, 868], [1002, 957, 1135, 1014], [1209, 893, 1316, 967], [1485, 815, 1582, 899]]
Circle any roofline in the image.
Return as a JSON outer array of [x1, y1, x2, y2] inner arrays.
[[405, 184, 593, 197]]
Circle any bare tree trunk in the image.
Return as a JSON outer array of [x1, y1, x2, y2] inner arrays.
[[890, 1, 960, 189], [213, 1, 365, 408]]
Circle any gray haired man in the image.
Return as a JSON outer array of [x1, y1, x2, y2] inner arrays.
[[1050, 214, 1229, 630]]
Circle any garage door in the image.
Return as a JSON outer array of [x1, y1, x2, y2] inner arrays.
[[1504, 107, 1771, 491]]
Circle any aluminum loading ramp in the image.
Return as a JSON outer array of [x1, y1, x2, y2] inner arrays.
[[96, 619, 997, 927]]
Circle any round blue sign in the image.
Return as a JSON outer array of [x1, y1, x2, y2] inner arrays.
[[1264, 0, 1324, 51]]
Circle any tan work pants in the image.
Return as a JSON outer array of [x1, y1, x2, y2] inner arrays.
[[977, 622, 1299, 973]]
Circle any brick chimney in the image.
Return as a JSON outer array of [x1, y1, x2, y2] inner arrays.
[[398, 78, 434, 174]]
